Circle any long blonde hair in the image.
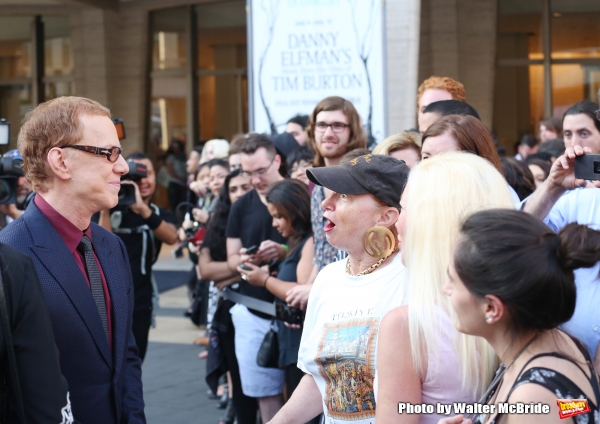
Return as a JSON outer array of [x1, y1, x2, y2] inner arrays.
[[404, 152, 514, 396]]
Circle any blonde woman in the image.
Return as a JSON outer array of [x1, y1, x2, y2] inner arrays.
[[372, 131, 422, 169], [200, 138, 230, 163], [376, 153, 515, 423]]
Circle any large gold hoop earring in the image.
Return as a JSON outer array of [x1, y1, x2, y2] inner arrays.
[[362, 226, 396, 259]]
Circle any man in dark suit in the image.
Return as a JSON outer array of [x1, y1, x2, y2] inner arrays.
[[0, 96, 146, 423]]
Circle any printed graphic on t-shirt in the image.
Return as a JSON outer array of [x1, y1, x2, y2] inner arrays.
[[315, 318, 378, 420]]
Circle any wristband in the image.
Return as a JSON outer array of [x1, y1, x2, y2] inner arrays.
[[144, 211, 163, 230], [263, 275, 270, 288], [281, 244, 288, 255]]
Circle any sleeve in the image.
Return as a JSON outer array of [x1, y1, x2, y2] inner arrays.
[[225, 197, 243, 239], [3, 245, 74, 423], [158, 207, 178, 226], [115, 237, 146, 423], [296, 270, 324, 375], [543, 192, 569, 233]]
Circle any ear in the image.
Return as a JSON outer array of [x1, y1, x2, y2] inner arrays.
[[482, 294, 505, 325], [274, 154, 281, 168], [47, 148, 73, 182], [375, 207, 399, 228]]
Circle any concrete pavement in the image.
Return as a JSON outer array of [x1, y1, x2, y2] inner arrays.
[[142, 249, 226, 423]]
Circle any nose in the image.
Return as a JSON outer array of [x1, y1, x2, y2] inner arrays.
[[113, 154, 128, 176], [251, 174, 261, 186], [324, 125, 335, 136], [321, 192, 335, 210]]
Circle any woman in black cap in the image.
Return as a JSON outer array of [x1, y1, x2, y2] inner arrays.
[[268, 154, 410, 424]]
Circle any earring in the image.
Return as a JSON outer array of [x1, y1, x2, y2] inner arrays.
[[486, 316, 493, 323], [362, 226, 396, 259]]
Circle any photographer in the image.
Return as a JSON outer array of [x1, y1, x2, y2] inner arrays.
[[0, 149, 33, 228], [99, 152, 178, 361]]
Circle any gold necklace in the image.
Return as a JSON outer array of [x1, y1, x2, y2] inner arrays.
[[345, 255, 389, 276]]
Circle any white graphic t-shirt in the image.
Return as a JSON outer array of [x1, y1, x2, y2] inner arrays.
[[297, 253, 407, 423]]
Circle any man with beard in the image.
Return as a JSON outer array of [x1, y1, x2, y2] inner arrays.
[[284, 97, 367, 312]]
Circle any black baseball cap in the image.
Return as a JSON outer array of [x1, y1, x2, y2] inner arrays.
[[306, 154, 409, 209]]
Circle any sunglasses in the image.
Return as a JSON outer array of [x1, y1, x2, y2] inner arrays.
[[60, 145, 122, 162]]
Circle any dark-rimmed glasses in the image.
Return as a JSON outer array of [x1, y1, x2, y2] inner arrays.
[[240, 156, 275, 178], [60, 145, 122, 162], [315, 122, 350, 133]]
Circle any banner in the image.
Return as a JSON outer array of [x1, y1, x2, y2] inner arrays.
[[249, 0, 386, 146]]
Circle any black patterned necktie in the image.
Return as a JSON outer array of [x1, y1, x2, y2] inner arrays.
[[78, 234, 109, 343]]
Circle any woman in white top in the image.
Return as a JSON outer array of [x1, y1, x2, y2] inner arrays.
[[376, 153, 516, 423], [268, 154, 410, 424]]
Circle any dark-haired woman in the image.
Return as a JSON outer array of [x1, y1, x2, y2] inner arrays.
[[237, 180, 316, 406], [441, 209, 600, 424], [199, 169, 254, 424]]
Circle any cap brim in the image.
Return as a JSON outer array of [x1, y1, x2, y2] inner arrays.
[[306, 166, 368, 195]]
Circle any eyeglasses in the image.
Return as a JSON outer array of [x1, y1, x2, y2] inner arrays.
[[315, 122, 350, 133], [60, 145, 122, 162], [241, 156, 275, 178]]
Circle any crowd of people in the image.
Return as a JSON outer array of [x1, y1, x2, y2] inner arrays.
[[0, 74, 599, 424]]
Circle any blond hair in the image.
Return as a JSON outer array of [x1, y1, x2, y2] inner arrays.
[[372, 132, 422, 156], [200, 139, 230, 163], [18, 96, 111, 192], [404, 152, 514, 396]]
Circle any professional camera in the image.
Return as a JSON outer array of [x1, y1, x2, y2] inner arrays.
[[0, 157, 24, 205], [118, 161, 147, 206]]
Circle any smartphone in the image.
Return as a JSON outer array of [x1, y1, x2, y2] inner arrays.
[[275, 303, 304, 325], [575, 154, 600, 181], [245, 245, 259, 255], [239, 263, 252, 271]]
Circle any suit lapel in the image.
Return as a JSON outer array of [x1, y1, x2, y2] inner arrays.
[[24, 203, 113, 369], [92, 226, 127, 379]]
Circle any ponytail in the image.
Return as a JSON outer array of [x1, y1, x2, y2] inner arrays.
[[558, 223, 600, 271]]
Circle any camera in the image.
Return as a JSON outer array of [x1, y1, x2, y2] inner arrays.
[[118, 161, 148, 206], [0, 157, 24, 205], [575, 154, 600, 181]]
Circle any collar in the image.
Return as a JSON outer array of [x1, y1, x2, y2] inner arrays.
[[34, 194, 93, 254]]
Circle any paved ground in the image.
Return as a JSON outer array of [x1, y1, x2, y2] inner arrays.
[[142, 249, 226, 423]]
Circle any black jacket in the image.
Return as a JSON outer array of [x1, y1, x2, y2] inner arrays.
[[0, 242, 73, 423]]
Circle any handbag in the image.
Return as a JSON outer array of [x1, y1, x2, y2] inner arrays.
[[256, 321, 280, 368]]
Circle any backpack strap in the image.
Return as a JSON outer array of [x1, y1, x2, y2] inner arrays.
[[0, 259, 26, 422]]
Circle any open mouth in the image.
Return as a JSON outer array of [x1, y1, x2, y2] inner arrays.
[[323, 218, 336, 233]]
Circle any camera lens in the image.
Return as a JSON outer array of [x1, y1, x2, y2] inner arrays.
[[594, 161, 600, 174]]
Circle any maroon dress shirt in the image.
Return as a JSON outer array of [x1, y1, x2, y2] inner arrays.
[[35, 195, 113, 350]]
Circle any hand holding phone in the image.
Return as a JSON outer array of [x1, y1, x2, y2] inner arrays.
[[245, 245, 259, 255], [275, 303, 304, 325], [575, 154, 600, 181], [239, 263, 252, 271]]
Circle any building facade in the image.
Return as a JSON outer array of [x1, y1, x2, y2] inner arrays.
[[0, 0, 598, 156]]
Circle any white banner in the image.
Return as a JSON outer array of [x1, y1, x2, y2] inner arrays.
[[249, 0, 386, 146]]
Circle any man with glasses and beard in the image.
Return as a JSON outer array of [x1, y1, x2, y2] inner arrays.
[[285, 97, 367, 312], [226, 133, 287, 423], [0, 97, 145, 423]]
